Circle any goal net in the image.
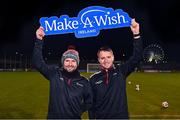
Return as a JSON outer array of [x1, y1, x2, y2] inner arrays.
[[87, 63, 100, 73]]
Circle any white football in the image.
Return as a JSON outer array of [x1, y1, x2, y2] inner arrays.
[[128, 81, 131, 84], [135, 87, 140, 91], [135, 84, 140, 91], [162, 101, 168, 108]]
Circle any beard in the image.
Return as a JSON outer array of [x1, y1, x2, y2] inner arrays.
[[64, 65, 77, 72]]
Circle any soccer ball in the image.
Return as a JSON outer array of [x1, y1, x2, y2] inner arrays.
[[135, 87, 140, 91], [162, 101, 168, 108], [135, 84, 140, 91], [128, 81, 131, 84]]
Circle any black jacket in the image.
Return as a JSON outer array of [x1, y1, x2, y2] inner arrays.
[[88, 37, 143, 119], [32, 39, 93, 119]]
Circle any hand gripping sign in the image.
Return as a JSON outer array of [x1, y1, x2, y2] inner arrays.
[[39, 6, 132, 38]]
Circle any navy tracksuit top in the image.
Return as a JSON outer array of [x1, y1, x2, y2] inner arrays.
[[88, 37, 143, 119], [32, 39, 93, 119]]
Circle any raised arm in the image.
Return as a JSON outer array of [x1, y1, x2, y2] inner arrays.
[[130, 18, 140, 38], [32, 27, 55, 80], [120, 19, 143, 77]]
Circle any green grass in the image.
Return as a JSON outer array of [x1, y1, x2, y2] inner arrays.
[[0, 72, 49, 118], [0, 71, 180, 119], [127, 72, 180, 119]]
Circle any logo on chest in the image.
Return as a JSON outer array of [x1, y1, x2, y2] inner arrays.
[[95, 80, 103, 85], [113, 72, 117, 76], [60, 77, 64, 81], [76, 82, 84, 87]]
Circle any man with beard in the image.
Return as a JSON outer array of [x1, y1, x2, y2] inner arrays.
[[32, 27, 93, 119]]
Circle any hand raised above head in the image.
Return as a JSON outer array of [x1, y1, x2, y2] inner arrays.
[[130, 18, 140, 35], [36, 26, 45, 40]]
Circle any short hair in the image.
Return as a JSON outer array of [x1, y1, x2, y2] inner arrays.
[[97, 46, 113, 57]]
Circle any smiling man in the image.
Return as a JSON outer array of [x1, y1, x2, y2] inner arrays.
[[32, 27, 93, 119], [88, 18, 143, 119]]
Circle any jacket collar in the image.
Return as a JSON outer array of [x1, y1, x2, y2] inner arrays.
[[100, 64, 115, 73], [61, 68, 80, 79]]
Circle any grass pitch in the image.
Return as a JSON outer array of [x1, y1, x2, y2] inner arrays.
[[0, 71, 180, 119]]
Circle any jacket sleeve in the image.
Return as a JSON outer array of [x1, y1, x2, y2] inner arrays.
[[32, 39, 55, 80], [82, 79, 93, 113], [88, 77, 96, 119], [120, 37, 143, 77]]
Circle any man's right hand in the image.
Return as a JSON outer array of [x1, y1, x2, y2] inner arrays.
[[36, 26, 45, 40]]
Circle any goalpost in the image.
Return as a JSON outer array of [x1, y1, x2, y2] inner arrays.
[[86, 61, 122, 73], [86, 63, 100, 73]]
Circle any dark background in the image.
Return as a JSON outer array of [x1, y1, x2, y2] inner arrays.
[[1, 0, 179, 62]]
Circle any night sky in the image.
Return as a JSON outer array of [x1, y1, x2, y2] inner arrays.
[[1, 0, 180, 62]]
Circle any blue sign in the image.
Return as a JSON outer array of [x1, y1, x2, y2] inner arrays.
[[39, 6, 132, 38]]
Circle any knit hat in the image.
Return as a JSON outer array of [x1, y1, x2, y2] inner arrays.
[[61, 45, 80, 66]]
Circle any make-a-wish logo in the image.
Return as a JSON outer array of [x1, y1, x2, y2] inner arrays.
[[39, 6, 132, 38]]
